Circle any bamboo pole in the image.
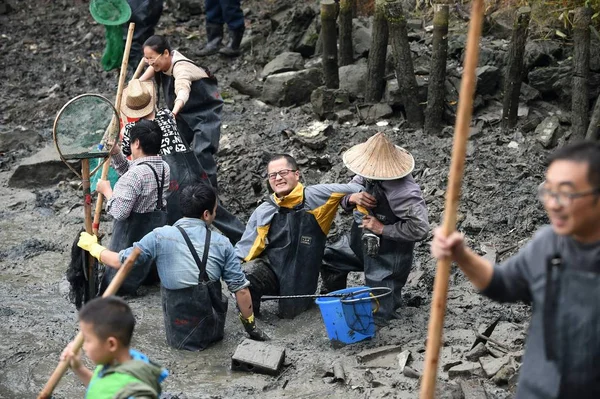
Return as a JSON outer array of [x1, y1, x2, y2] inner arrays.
[[92, 23, 135, 235], [37, 247, 142, 399], [419, 1, 485, 397]]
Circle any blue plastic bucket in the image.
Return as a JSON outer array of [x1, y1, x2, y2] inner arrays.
[[315, 286, 375, 345]]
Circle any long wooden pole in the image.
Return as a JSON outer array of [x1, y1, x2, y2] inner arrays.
[[419, 1, 484, 397], [37, 247, 142, 399], [92, 23, 135, 235]]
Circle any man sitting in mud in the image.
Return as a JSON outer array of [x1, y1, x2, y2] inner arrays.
[[321, 133, 429, 326], [96, 120, 170, 296], [431, 141, 600, 398], [78, 183, 269, 350], [235, 154, 364, 319]]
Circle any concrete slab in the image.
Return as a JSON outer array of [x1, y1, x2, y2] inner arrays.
[[231, 339, 286, 376]]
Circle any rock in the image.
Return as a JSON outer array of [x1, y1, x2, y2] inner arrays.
[[491, 363, 516, 385], [262, 68, 323, 107], [335, 109, 354, 123], [448, 35, 466, 58], [294, 17, 319, 57], [535, 116, 560, 148], [310, 86, 350, 120], [507, 141, 519, 149], [8, 145, 79, 189], [480, 355, 510, 378], [384, 79, 402, 107], [448, 362, 483, 379], [528, 66, 600, 101], [339, 61, 368, 98], [260, 52, 305, 78], [520, 82, 541, 103], [352, 19, 372, 58], [476, 66, 500, 95], [403, 366, 421, 379], [460, 379, 487, 399], [397, 350, 411, 373], [292, 122, 333, 150], [0, 127, 43, 152], [356, 344, 404, 367], [465, 342, 489, 362], [487, 7, 517, 39], [407, 19, 422, 30], [481, 242, 497, 264], [524, 40, 563, 71], [462, 213, 485, 233], [359, 103, 393, 124]]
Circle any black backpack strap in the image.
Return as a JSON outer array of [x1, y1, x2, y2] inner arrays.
[[176, 226, 211, 283], [138, 162, 165, 210]]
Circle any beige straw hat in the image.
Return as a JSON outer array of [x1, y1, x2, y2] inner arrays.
[[121, 79, 155, 118], [342, 132, 415, 180]]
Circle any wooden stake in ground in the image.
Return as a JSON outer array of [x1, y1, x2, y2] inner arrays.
[[321, 0, 339, 89], [424, 3, 449, 134], [571, 6, 592, 140], [385, 0, 423, 128], [338, 0, 354, 66], [586, 94, 600, 140], [92, 23, 135, 235], [365, 0, 389, 103], [501, 6, 531, 131], [37, 247, 142, 399], [419, 1, 485, 398]]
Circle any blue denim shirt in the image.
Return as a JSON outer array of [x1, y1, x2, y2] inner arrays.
[[119, 218, 250, 292]]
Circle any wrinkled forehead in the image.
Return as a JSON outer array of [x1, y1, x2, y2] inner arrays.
[[267, 158, 293, 172]]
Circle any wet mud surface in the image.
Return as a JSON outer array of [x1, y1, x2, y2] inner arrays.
[[0, 1, 556, 398]]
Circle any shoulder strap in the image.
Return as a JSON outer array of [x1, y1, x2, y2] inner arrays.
[[172, 59, 218, 84], [138, 162, 165, 210], [176, 226, 211, 282]]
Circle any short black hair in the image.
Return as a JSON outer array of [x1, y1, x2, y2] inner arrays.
[[180, 183, 217, 218], [548, 141, 600, 187], [268, 154, 298, 171], [130, 119, 162, 156], [143, 35, 172, 55], [79, 296, 135, 347]]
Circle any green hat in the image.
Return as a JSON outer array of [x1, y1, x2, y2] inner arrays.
[[90, 0, 132, 26]]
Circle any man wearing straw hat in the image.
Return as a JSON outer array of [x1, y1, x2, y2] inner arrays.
[[321, 132, 429, 325]]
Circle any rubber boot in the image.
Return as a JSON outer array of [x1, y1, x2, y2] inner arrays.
[[199, 23, 223, 56], [218, 26, 244, 57]]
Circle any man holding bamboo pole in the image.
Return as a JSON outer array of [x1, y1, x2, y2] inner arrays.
[[431, 141, 600, 398]]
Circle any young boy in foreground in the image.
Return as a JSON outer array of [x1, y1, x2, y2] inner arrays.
[[61, 296, 167, 398]]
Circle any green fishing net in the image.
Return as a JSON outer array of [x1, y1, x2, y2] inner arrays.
[[89, 0, 132, 71]]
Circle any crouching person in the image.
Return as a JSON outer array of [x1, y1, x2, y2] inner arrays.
[[61, 296, 168, 398], [78, 184, 269, 351]]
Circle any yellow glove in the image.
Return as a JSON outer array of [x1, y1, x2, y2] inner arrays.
[[77, 232, 106, 261]]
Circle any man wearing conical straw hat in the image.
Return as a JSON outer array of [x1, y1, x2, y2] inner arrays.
[[321, 132, 430, 325]]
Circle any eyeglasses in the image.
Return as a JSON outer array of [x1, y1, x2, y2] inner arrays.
[[267, 169, 297, 180], [537, 185, 600, 207], [145, 53, 163, 66]]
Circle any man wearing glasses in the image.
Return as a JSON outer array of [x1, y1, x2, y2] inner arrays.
[[431, 141, 600, 398], [235, 154, 363, 319]]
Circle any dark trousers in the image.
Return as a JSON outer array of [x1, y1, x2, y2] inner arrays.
[[205, 0, 244, 30], [244, 257, 279, 316], [125, 0, 163, 67]]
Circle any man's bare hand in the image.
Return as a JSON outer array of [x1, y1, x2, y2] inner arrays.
[[349, 192, 377, 209], [360, 215, 384, 235], [430, 227, 466, 261]]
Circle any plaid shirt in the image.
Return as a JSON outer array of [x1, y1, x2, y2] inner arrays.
[[107, 152, 170, 220]]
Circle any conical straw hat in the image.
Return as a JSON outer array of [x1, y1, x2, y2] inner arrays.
[[342, 132, 414, 180]]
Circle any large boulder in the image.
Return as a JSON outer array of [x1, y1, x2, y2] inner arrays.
[[339, 60, 368, 98], [352, 19, 372, 59], [9, 145, 78, 189], [523, 41, 563, 72], [0, 127, 43, 152], [261, 52, 305, 78], [487, 7, 517, 39], [528, 66, 600, 100], [262, 68, 323, 106], [310, 86, 350, 120], [294, 17, 320, 57], [475, 66, 500, 96]]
